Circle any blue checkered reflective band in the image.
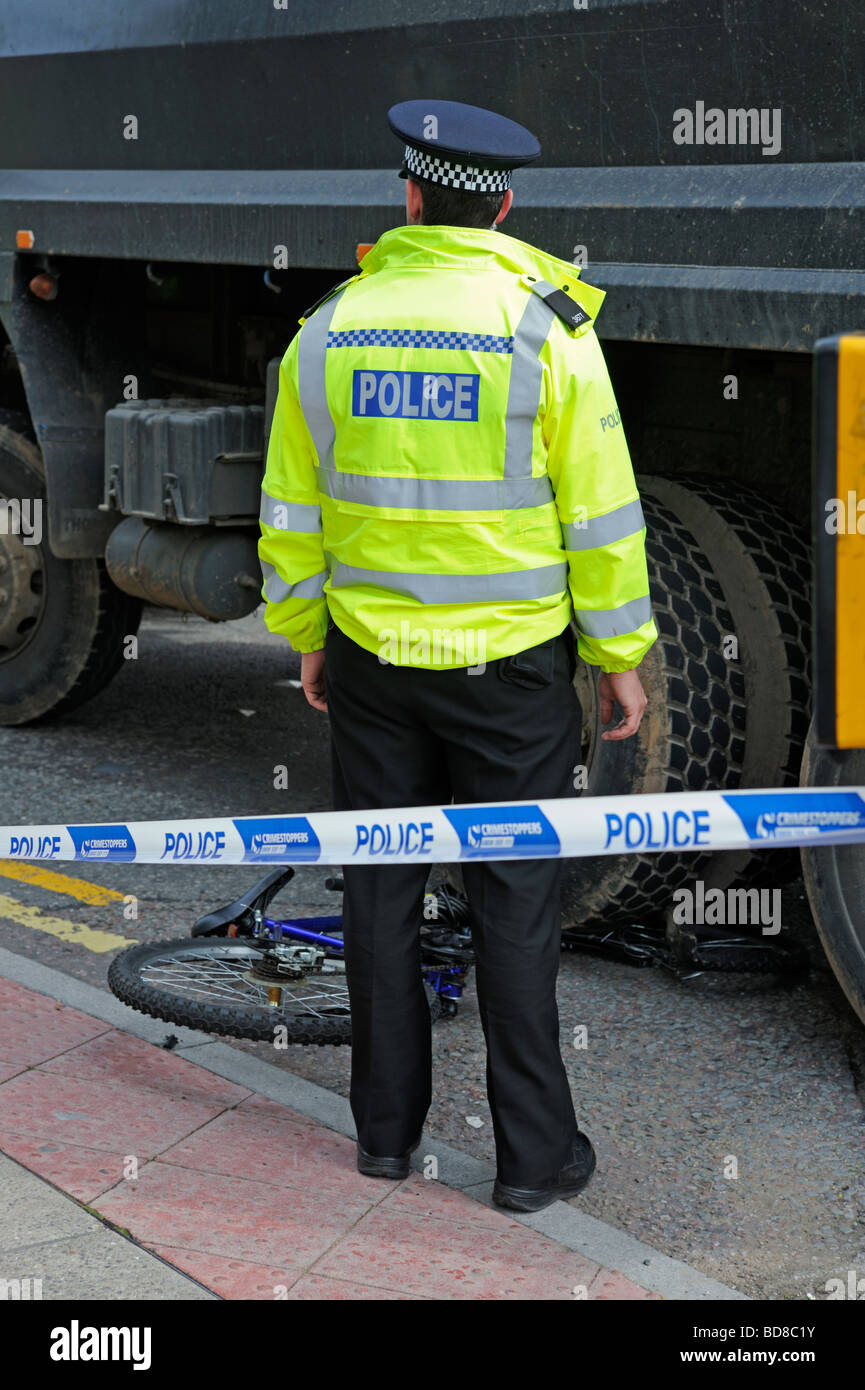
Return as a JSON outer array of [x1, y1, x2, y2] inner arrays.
[[327, 329, 514, 354]]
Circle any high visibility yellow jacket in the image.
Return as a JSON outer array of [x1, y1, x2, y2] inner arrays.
[[259, 223, 657, 672]]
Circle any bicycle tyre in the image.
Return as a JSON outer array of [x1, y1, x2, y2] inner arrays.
[[108, 938, 442, 1045]]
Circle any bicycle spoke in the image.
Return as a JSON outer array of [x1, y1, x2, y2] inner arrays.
[[276, 981, 351, 1019], [139, 948, 351, 1017]]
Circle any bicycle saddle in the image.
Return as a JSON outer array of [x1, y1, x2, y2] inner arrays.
[[191, 866, 295, 936]]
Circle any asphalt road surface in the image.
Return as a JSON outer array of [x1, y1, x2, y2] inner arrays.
[[0, 607, 862, 1300]]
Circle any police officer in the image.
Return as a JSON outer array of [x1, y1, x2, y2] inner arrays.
[[260, 100, 657, 1212]]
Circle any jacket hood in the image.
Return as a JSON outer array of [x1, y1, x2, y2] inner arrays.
[[358, 224, 606, 323]]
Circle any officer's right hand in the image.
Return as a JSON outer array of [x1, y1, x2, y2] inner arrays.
[[598, 669, 647, 741]]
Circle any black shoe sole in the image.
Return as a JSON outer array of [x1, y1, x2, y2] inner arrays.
[[492, 1148, 596, 1212], [356, 1136, 422, 1180]]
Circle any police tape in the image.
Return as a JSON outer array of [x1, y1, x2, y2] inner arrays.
[[1, 787, 865, 867]]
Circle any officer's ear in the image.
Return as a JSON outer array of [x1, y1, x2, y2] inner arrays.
[[493, 188, 514, 227], [406, 178, 424, 225]]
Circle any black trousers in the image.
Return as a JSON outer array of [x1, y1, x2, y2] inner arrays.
[[326, 620, 583, 1186]]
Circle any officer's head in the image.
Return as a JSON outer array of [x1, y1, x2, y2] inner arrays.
[[388, 100, 538, 232], [405, 176, 513, 230]]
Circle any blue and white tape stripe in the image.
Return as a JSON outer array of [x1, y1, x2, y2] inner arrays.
[[1, 789, 864, 867]]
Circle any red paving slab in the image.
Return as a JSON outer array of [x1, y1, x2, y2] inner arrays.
[[590, 1269, 661, 1300], [147, 1247, 318, 1301], [97, 1162, 379, 1271], [0, 1068, 242, 1157], [286, 1275, 426, 1300], [159, 1098, 393, 1197], [147, 1249, 427, 1299], [0, 1132, 133, 1202], [0, 979, 110, 1063], [312, 1195, 603, 1299], [382, 1171, 551, 1228], [0, 976, 661, 1301], [204, 1092, 321, 1130], [40, 1029, 252, 1107]]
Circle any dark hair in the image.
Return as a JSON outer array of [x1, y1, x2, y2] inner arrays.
[[410, 175, 505, 229]]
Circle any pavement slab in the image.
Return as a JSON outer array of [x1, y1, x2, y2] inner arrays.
[[0, 1068, 240, 1157], [0, 977, 111, 1064], [38, 1029, 253, 1106], [0, 1132, 133, 1203], [311, 1187, 604, 1300], [96, 1160, 385, 1269]]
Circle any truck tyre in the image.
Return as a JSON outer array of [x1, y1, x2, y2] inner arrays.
[[0, 424, 142, 725], [800, 719, 865, 1029], [638, 474, 811, 892], [562, 490, 747, 928]]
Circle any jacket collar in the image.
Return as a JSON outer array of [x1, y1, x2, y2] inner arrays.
[[359, 224, 605, 322]]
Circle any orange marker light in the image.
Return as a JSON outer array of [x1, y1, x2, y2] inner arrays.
[[16, 230, 35, 249], [356, 243, 374, 263]]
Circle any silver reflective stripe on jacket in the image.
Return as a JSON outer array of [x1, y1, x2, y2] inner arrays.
[[326, 558, 568, 604], [574, 594, 654, 638], [260, 490, 322, 533], [503, 293, 554, 480], [317, 467, 553, 511], [562, 498, 645, 552], [296, 290, 347, 469], [260, 561, 328, 603]]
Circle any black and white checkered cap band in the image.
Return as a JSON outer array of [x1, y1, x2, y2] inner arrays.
[[404, 144, 511, 193]]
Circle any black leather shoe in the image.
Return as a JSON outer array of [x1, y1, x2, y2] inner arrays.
[[492, 1131, 596, 1212], [356, 1134, 422, 1180]]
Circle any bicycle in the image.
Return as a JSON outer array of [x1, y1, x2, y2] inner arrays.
[[107, 868, 475, 1046], [107, 867, 809, 1046]]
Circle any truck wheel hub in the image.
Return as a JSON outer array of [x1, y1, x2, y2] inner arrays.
[[0, 525, 45, 658]]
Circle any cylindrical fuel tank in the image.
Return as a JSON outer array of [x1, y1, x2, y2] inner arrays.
[[105, 516, 261, 621]]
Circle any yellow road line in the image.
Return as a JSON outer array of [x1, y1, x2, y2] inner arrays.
[[0, 862, 125, 905], [0, 892, 136, 954]]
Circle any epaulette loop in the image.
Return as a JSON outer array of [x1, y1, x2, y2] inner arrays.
[[521, 275, 593, 332]]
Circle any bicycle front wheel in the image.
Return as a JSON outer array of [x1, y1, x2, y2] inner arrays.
[[108, 938, 354, 1045]]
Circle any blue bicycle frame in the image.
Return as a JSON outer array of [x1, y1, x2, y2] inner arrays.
[[255, 914, 469, 1005]]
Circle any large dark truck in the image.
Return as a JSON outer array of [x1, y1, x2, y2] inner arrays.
[[0, 3, 863, 1014]]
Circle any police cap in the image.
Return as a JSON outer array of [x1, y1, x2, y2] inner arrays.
[[387, 99, 540, 195]]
